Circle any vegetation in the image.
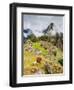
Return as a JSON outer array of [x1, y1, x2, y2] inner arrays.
[[23, 32, 63, 75], [58, 59, 63, 66]]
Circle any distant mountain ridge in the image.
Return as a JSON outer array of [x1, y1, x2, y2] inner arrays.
[[43, 23, 54, 34], [43, 23, 57, 36], [23, 28, 33, 38], [23, 23, 62, 38]]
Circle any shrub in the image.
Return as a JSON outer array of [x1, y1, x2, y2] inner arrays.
[[38, 35, 48, 41], [28, 34, 38, 42], [58, 59, 63, 66]]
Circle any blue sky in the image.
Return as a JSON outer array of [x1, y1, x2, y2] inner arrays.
[[23, 14, 64, 37]]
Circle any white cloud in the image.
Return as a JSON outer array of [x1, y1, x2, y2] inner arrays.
[[23, 14, 64, 37]]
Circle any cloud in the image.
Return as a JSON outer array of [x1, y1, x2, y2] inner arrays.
[[23, 14, 64, 36]]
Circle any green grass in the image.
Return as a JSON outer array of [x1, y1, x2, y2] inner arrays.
[[23, 39, 63, 75], [33, 42, 48, 56]]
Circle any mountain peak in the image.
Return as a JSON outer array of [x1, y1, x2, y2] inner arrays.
[[23, 28, 33, 38], [47, 23, 54, 31], [43, 23, 57, 36]]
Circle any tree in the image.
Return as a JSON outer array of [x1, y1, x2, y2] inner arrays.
[[56, 32, 59, 42], [58, 59, 63, 66], [60, 32, 63, 44], [38, 35, 48, 41], [28, 34, 38, 42]]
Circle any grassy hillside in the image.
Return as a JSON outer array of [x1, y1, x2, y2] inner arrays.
[[23, 35, 63, 75]]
